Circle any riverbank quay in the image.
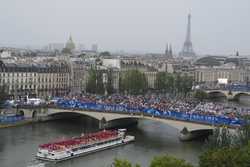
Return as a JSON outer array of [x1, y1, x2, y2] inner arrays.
[[0, 109, 27, 128], [0, 119, 33, 128], [0, 116, 58, 129], [0, 107, 53, 129]]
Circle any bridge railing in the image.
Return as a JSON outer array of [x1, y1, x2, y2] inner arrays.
[[53, 99, 243, 127], [203, 84, 250, 92]]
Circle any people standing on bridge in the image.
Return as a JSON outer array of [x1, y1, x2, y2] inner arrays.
[[50, 94, 249, 120]]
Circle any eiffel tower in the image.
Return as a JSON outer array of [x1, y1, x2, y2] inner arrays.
[[179, 14, 195, 58]]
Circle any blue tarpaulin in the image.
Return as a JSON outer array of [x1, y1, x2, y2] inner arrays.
[[0, 115, 24, 123]]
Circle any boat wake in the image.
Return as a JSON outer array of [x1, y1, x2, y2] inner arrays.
[[26, 159, 53, 167]]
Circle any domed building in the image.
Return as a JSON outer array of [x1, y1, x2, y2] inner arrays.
[[62, 36, 76, 54]]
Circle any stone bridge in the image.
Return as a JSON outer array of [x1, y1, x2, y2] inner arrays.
[[17, 107, 216, 141], [16, 106, 48, 119], [47, 108, 215, 132], [205, 90, 250, 100]]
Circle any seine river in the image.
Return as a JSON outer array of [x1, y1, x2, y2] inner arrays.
[[0, 116, 203, 167], [2, 95, 250, 167]]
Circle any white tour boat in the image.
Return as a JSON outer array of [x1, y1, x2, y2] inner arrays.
[[36, 129, 135, 162]]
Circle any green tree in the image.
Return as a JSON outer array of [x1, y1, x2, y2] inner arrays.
[[118, 75, 124, 93], [96, 71, 105, 94], [174, 74, 182, 94], [86, 69, 105, 94], [235, 116, 250, 147], [150, 155, 193, 167], [193, 90, 208, 101], [165, 74, 175, 93], [155, 72, 167, 92], [112, 159, 140, 167], [201, 125, 250, 167], [180, 75, 193, 96], [0, 85, 8, 108], [155, 73, 175, 93], [120, 70, 147, 95], [86, 68, 97, 94], [199, 146, 250, 167], [106, 69, 114, 95], [205, 127, 234, 150]]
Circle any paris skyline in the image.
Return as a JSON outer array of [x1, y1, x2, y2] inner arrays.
[[0, 0, 250, 55]]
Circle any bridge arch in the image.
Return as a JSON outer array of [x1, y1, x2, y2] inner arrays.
[[52, 107, 216, 141], [48, 110, 140, 130], [107, 116, 139, 122], [17, 110, 24, 116], [105, 117, 139, 128], [234, 92, 250, 100], [47, 109, 215, 131], [104, 116, 214, 141], [207, 91, 227, 98], [49, 111, 101, 122]]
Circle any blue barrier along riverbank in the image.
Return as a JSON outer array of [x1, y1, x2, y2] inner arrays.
[[0, 115, 31, 128]]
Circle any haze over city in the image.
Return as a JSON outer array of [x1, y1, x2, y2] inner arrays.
[[1, 0, 250, 55], [2, 1, 250, 167]]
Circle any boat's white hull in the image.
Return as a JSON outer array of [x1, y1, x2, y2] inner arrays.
[[36, 135, 134, 162]]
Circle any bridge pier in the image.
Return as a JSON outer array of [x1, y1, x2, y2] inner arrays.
[[99, 117, 107, 129], [179, 127, 213, 141], [17, 107, 48, 119], [99, 121, 107, 129]]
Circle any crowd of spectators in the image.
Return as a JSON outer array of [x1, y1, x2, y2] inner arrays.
[[58, 94, 250, 119]]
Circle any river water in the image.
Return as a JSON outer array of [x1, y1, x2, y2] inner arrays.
[[0, 116, 203, 167], [2, 95, 250, 167]]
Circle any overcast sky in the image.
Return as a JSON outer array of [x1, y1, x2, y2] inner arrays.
[[0, 0, 250, 55]]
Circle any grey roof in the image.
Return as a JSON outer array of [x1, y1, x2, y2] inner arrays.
[[0, 60, 70, 73]]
